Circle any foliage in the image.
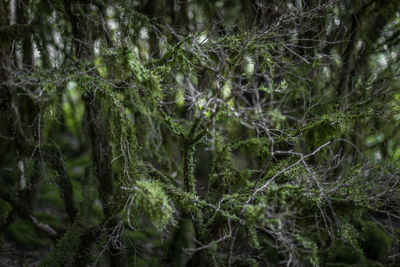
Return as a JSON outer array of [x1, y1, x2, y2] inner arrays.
[[0, 0, 399, 266]]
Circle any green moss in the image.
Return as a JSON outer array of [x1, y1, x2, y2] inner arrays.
[[231, 137, 270, 161], [36, 183, 65, 210], [39, 225, 85, 267], [129, 257, 161, 267], [125, 179, 176, 231], [295, 234, 320, 266], [329, 243, 366, 264], [183, 144, 196, 193], [36, 212, 62, 230], [357, 220, 393, 261], [303, 112, 350, 146], [243, 204, 266, 226], [247, 225, 260, 249], [327, 220, 394, 265], [6, 218, 51, 249], [125, 229, 148, 242]]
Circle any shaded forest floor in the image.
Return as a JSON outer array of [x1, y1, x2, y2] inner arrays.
[[0, 240, 50, 267]]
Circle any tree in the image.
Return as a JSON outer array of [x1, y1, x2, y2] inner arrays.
[[0, 0, 399, 266]]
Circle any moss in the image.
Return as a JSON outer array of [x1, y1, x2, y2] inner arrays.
[[125, 229, 148, 242], [327, 220, 394, 265], [36, 212, 62, 230], [295, 234, 320, 266], [165, 218, 194, 267], [129, 257, 161, 267], [328, 243, 366, 264], [6, 218, 51, 249], [357, 220, 393, 261], [39, 225, 85, 267], [231, 137, 270, 161], [208, 136, 255, 201], [232, 258, 258, 267], [247, 225, 260, 249], [243, 204, 267, 226], [183, 144, 196, 193], [303, 112, 350, 146], [167, 188, 204, 216], [125, 179, 176, 231], [36, 184, 65, 211]]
